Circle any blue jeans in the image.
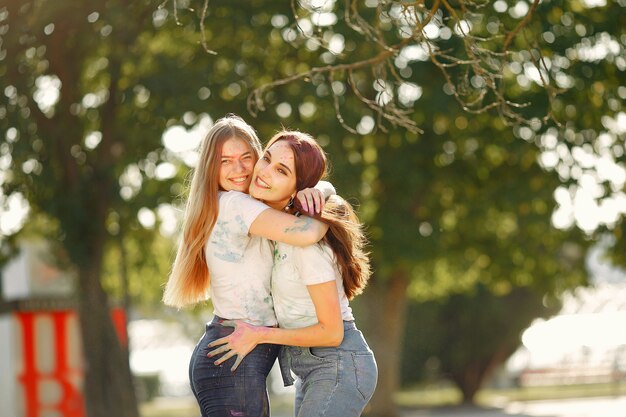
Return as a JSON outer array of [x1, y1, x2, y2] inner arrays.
[[278, 321, 378, 417], [189, 316, 280, 417]]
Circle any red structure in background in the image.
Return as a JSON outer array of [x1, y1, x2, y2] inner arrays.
[[14, 308, 127, 417]]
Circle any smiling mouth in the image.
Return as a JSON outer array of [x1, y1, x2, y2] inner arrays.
[[230, 176, 248, 184], [254, 176, 270, 189]]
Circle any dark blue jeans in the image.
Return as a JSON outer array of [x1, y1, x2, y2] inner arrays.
[[189, 316, 280, 417]]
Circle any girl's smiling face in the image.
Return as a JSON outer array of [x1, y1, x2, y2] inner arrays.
[[249, 140, 297, 210], [218, 137, 256, 192]]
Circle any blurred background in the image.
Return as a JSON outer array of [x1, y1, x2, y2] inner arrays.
[[0, 1, 625, 417]]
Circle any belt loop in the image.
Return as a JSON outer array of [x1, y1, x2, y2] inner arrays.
[[278, 347, 295, 387]]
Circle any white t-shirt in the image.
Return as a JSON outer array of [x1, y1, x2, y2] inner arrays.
[[205, 191, 277, 326], [271, 241, 354, 329]]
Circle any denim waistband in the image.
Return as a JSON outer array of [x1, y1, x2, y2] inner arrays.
[[208, 315, 278, 328], [343, 320, 356, 331], [210, 315, 227, 325]]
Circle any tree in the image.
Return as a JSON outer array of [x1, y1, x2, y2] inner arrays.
[[345, 103, 588, 412], [0, 1, 210, 415], [401, 285, 562, 403]]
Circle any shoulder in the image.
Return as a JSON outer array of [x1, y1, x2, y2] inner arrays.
[[293, 242, 333, 263], [293, 243, 337, 284], [218, 191, 270, 228], [220, 191, 267, 209]]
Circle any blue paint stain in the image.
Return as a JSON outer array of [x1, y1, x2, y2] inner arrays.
[[234, 214, 247, 232], [211, 219, 245, 263]]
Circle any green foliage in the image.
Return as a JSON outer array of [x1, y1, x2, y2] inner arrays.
[[1, 0, 187, 266]]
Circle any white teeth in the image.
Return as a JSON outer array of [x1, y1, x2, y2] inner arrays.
[[231, 177, 246, 183], [257, 177, 270, 189]]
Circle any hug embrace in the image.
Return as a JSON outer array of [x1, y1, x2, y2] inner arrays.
[[163, 114, 378, 417]]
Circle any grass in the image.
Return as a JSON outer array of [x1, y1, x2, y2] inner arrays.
[[140, 393, 295, 417], [479, 382, 626, 404], [139, 397, 197, 417], [395, 381, 626, 409]]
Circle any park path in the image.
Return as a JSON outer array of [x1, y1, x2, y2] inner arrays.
[[400, 396, 626, 417]]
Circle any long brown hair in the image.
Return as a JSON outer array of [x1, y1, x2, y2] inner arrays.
[[163, 115, 262, 308], [319, 195, 371, 300], [268, 130, 371, 299]]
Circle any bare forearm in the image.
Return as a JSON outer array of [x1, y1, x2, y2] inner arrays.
[[256, 323, 343, 347], [283, 216, 328, 246], [251, 210, 328, 245]]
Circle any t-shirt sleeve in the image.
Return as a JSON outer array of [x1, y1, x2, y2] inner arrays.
[[219, 191, 270, 231], [294, 244, 336, 286]]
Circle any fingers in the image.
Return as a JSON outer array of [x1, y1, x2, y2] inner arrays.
[[296, 188, 326, 215], [312, 191, 323, 213], [207, 320, 238, 348], [296, 193, 309, 214], [214, 350, 237, 366], [208, 345, 246, 372], [306, 193, 315, 215], [208, 345, 229, 357], [207, 336, 229, 348], [231, 355, 244, 372]]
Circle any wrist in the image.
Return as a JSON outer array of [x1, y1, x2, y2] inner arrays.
[[255, 326, 272, 344]]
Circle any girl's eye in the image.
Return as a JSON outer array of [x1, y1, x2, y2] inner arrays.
[[221, 160, 230, 164], [262, 155, 270, 162], [278, 168, 286, 175]]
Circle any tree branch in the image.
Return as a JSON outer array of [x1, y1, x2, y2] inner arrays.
[[503, 0, 541, 51]]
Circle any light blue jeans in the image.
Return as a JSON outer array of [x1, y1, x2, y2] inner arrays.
[[278, 321, 378, 417]]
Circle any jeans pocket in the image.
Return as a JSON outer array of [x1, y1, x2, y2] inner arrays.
[[308, 347, 339, 363], [353, 352, 378, 401]]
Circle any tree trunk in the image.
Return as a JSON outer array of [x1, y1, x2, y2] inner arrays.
[[451, 367, 482, 404], [356, 269, 409, 417], [78, 254, 139, 417], [451, 345, 517, 403]]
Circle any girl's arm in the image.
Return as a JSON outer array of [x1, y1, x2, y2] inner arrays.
[[249, 209, 328, 246], [208, 281, 343, 371]]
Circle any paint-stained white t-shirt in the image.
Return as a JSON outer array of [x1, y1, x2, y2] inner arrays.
[[271, 242, 354, 329], [205, 191, 276, 326]]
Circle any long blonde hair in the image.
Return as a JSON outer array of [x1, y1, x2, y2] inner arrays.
[[270, 131, 371, 300], [163, 115, 262, 308]]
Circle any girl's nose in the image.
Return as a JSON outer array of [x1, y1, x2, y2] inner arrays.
[[233, 159, 245, 172]]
